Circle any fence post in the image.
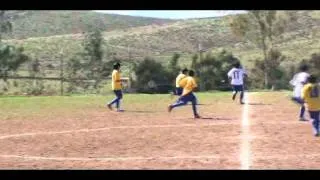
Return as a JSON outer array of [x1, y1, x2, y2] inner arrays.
[[60, 49, 64, 96], [198, 43, 204, 91]]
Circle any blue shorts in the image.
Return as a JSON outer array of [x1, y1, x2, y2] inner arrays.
[[179, 92, 196, 103], [232, 85, 243, 92], [291, 97, 304, 105], [175, 87, 183, 96], [113, 90, 123, 99]]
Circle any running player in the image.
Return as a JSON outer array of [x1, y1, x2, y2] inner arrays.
[[174, 68, 188, 96], [301, 75, 320, 136], [106, 62, 124, 112], [227, 62, 247, 104], [168, 70, 200, 119], [289, 64, 310, 121]]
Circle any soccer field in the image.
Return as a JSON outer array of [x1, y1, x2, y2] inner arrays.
[[0, 92, 319, 169]]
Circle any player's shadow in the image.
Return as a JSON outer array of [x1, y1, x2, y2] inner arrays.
[[200, 117, 233, 120], [187, 103, 207, 106], [126, 110, 158, 113], [246, 102, 272, 106]]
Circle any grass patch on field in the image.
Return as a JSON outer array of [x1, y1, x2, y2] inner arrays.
[[0, 91, 294, 121], [0, 92, 231, 118]]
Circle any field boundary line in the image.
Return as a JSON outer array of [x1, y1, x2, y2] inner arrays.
[[0, 154, 223, 162], [240, 92, 251, 170], [2, 152, 320, 162], [0, 123, 234, 140]]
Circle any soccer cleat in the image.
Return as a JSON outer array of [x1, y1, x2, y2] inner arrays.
[[106, 104, 112, 110], [299, 118, 308, 121], [232, 94, 236, 101], [117, 109, 125, 112], [168, 105, 173, 113], [194, 114, 201, 119], [315, 133, 319, 137], [240, 101, 245, 105]]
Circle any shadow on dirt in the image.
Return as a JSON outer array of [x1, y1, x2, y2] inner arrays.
[[246, 102, 272, 106]]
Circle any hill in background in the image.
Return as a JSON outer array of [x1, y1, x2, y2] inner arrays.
[[3, 10, 175, 39], [3, 10, 320, 74]]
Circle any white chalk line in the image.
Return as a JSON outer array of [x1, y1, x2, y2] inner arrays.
[[0, 154, 223, 162], [240, 92, 251, 170], [2, 151, 320, 163], [0, 123, 233, 140]]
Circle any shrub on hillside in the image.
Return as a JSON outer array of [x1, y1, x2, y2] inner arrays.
[[133, 57, 171, 94], [191, 50, 239, 91]]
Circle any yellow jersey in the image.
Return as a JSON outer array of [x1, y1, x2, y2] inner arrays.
[[175, 74, 187, 88], [302, 83, 320, 111], [179, 76, 198, 96], [111, 70, 122, 90]]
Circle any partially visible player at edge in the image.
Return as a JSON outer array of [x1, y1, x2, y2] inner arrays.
[[290, 64, 310, 121], [174, 68, 188, 96], [168, 70, 200, 119], [301, 75, 320, 136], [227, 62, 247, 104], [106, 62, 124, 112]]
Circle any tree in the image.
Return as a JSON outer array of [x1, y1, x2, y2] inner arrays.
[[0, 11, 12, 41], [229, 11, 293, 89], [167, 53, 181, 85], [82, 28, 105, 89], [65, 56, 84, 93], [66, 30, 119, 93], [249, 49, 287, 90], [0, 45, 29, 91], [133, 57, 170, 93], [191, 54, 198, 70], [24, 58, 45, 95], [300, 53, 320, 78], [191, 50, 239, 91], [0, 11, 29, 92]]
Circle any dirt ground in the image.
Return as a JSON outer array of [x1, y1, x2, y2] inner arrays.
[[0, 92, 319, 169]]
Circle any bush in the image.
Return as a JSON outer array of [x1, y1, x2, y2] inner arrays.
[[133, 57, 172, 94], [192, 50, 239, 91], [22, 80, 45, 95], [300, 53, 320, 78]]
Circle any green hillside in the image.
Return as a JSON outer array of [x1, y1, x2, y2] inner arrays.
[[3, 10, 174, 39], [3, 11, 320, 73]]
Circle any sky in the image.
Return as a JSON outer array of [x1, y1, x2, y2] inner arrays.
[[94, 10, 247, 19]]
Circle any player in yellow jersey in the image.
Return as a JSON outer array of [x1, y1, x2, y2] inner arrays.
[[301, 75, 320, 136], [106, 63, 124, 112], [173, 68, 188, 96], [168, 70, 200, 119]]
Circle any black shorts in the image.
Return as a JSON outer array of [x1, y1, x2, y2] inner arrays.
[[232, 85, 243, 92]]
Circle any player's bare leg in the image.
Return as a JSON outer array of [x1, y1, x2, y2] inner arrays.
[[168, 105, 173, 112], [240, 91, 245, 104], [191, 95, 200, 119], [106, 104, 112, 110], [232, 91, 237, 101]]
